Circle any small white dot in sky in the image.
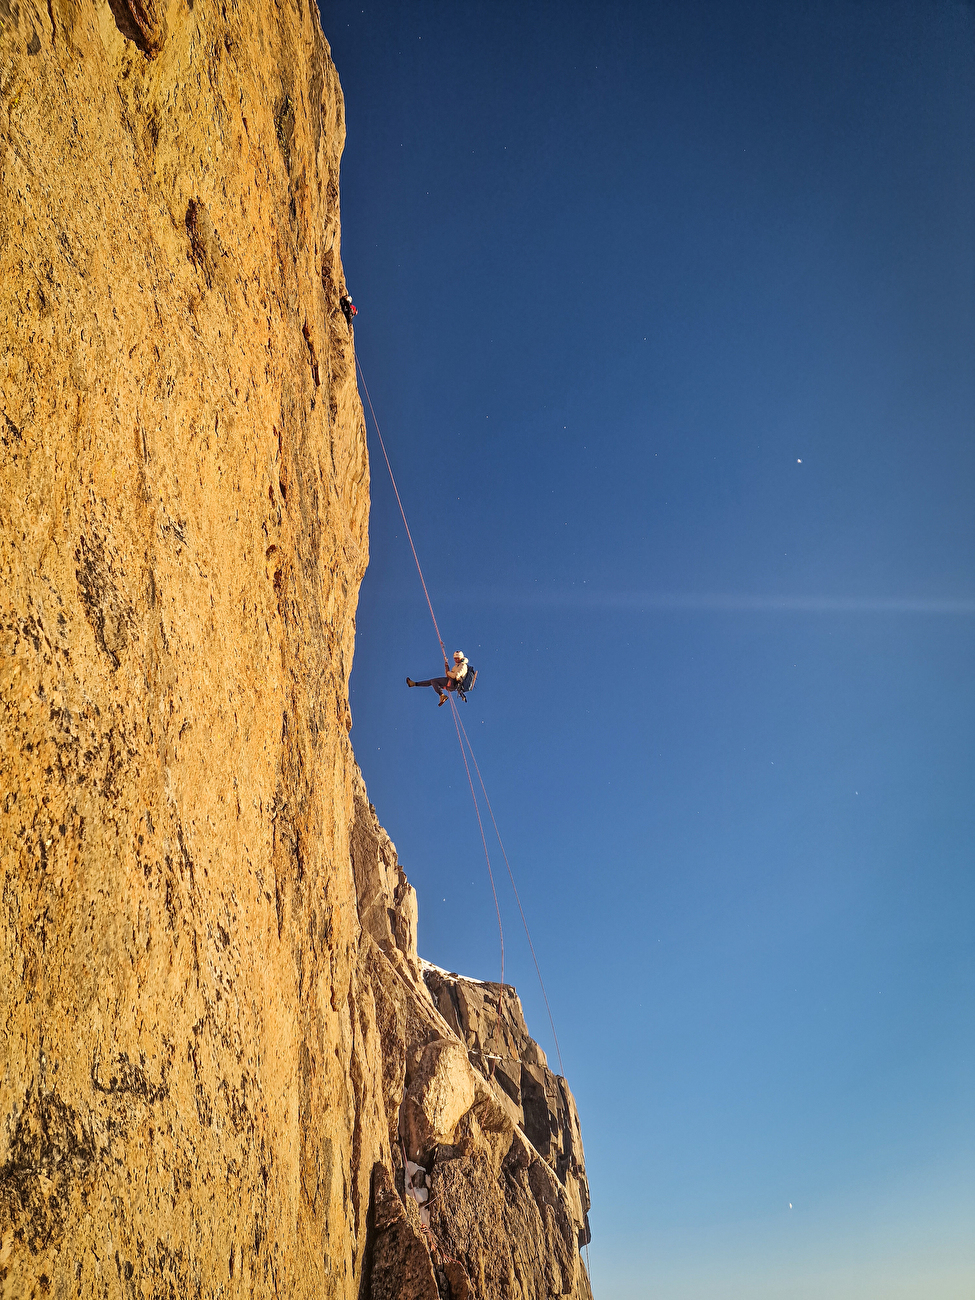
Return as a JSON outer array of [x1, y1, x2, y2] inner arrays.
[[797, 458, 802, 463], [789, 1203, 793, 1209]]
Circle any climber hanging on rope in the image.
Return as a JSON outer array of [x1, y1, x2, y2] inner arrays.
[[339, 289, 357, 329], [407, 650, 476, 707], [355, 352, 565, 1085]]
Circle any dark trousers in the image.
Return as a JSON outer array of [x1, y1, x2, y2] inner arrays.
[[413, 677, 454, 693]]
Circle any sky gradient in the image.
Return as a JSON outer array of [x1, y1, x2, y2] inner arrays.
[[322, 2, 975, 1295]]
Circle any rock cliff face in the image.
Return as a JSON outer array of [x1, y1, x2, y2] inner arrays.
[[0, 2, 592, 1297]]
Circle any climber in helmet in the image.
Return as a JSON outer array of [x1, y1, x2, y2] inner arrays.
[[339, 289, 357, 328], [407, 651, 473, 707]]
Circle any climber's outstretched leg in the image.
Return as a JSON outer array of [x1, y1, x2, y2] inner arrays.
[[407, 676, 453, 706]]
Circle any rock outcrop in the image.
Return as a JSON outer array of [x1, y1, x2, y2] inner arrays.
[[0, 2, 592, 1297], [350, 776, 592, 1300]]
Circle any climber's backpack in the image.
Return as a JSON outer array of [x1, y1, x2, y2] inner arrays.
[[456, 666, 477, 700]]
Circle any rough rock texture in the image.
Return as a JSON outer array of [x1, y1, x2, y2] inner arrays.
[[422, 966, 592, 1253], [350, 777, 592, 1299], [0, 2, 592, 1297]]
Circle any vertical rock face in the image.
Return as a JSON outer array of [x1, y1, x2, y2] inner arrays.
[[0, 2, 592, 1297]]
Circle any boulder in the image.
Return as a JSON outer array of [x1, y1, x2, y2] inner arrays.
[[402, 1039, 477, 1160]]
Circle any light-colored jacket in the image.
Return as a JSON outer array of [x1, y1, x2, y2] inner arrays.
[[447, 657, 468, 682]]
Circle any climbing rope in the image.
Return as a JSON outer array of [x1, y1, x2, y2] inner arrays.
[[355, 350, 567, 1086], [355, 353, 448, 668], [449, 700, 566, 1081], [355, 352, 503, 1012], [356, 350, 507, 1069], [447, 696, 505, 988], [446, 694, 506, 1070]]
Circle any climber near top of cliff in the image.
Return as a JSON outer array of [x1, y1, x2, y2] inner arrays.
[[407, 651, 477, 707], [339, 290, 357, 328]]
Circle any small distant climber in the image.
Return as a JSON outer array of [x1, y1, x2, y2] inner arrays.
[[407, 651, 474, 707], [339, 289, 357, 328]]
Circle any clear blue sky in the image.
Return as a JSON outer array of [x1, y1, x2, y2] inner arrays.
[[322, 3, 975, 1295]]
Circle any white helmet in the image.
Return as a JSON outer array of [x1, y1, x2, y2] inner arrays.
[[453, 650, 465, 660]]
